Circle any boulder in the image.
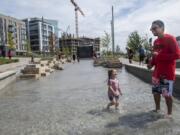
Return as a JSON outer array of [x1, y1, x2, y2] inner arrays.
[[54, 63, 64, 70], [105, 60, 123, 68], [20, 74, 40, 79]]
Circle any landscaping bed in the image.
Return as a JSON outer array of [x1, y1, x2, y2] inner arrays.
[[0, 58, 19, 65], [94, 56, 123, 68]]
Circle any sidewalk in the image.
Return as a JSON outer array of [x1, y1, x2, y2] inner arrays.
[[0, 57, 31, 73]]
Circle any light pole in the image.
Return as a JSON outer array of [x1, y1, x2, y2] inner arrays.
[[111, 6, 115, 56]]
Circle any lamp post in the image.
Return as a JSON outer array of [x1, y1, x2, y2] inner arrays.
[[111, 6, 115, 56]]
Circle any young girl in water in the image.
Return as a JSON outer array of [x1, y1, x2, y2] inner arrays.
[[107, 69, 122, 110]]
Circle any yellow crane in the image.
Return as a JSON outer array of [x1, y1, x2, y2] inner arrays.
[[70, 0, 85, 38]]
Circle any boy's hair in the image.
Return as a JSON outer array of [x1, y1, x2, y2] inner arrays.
[[152, 20, 165, 29]]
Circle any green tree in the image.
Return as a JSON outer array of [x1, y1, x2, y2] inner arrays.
[[25, 39, 31, 56], [141, 36, 151, 53], [101, 31, 111, 52], [116, 45, 121, 53], [8, 32, 15, 50], [127, 31, 142, 53], [62, 47, 70, 57], [49, 32, 56, 55]]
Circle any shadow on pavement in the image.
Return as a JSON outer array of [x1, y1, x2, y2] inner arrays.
[[105, 111, 163, 129], [87, 107, 121, 116]]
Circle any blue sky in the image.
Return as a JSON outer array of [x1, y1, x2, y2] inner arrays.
[[0, 0, 180, 50]]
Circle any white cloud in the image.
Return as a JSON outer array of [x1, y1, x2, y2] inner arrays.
[[0, 0, 180, 51]]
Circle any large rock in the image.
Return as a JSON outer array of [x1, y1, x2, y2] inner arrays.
[[41, 72, 50, 77], [94, 58, 123, 68], [47, 62, 55, 68], [40, 60, 48, 66], [54, 63, 64, 70], [93, 59, 105, 67], [105, 60, 123, 68], [20, 74, 40, 79], [21, 64, 41, 74], [67, 57, 72, 63], [21, 68, 40, 74]]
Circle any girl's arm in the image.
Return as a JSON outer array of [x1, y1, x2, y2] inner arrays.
[[108, 85, 116, 95], [118, 88, 122, 95], [118, 83, 123, 95], [108, 80, 115, 94]]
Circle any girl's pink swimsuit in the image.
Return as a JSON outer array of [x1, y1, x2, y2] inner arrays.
[[108, 78, 120, 99]]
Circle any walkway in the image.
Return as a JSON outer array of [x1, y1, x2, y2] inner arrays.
[[0, 57, 31, 73], [0, 60, 180, 135]]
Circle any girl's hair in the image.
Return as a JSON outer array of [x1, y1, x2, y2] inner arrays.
[[108, 69, 114, 80]]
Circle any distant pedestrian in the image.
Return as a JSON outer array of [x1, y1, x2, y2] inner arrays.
[[93, 51, 97, 60], [77, 56, 80, 63], [107, 69, 122, 110], [145, 50, 151, 64], [77, 51, 80, 63], [126, 47, 134, 64], [8, 50, 12, 60], [138, 45, 145, 65], [148, 20, 180, 119], [72, 54, 76, 63]]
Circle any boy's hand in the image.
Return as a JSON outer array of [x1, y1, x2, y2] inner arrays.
[[153, 52, 158, 56], [147, 64, 153, 69]]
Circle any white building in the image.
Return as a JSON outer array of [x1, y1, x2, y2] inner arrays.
[[23, 18, 55, 52], [0, 13, 27, 55]]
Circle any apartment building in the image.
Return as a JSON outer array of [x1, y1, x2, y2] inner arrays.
[[0, 13, 26, 56]]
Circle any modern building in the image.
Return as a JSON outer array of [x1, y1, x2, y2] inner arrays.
[[59, 34, 100, 58], [23, 18, 56, 52], [0, 13, 27, 56], [45, 19, 59, 48]]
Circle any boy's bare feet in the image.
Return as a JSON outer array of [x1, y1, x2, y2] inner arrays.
[[151, 109, 161, 113], [164, 114, 173, 119]]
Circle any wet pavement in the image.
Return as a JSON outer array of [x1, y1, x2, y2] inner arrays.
[[0, 60, 180, 135]]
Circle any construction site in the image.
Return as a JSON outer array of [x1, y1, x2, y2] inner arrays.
[[58, 0, 100, 58], [59, 34, 100, 58]]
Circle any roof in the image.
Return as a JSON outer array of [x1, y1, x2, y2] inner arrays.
[[0, 12, 25, 24]]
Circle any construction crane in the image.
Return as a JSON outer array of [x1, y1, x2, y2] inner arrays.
[[70, 0, 85, 38]]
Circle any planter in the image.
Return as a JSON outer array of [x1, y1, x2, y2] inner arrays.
[[93, 57, 122, 68]]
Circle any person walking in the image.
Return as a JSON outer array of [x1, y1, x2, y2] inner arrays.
[[148, 20, 180, 118], [72, 54, 76, 64], [138, 45, 145, 65], [8, 50, 12, 60], [126, 47, 134, 64]]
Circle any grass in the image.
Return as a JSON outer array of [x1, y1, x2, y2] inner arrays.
[[0, 57, 19, 65]]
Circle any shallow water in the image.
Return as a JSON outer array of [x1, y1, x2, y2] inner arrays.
[[0, 60, 180, 135]]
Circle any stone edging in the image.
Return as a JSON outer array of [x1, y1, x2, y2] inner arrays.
[[0, 71, 17, 91], [124, 63, 180, 98]]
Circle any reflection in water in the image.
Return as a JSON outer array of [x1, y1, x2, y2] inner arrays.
[[0, 60, 180, 135]]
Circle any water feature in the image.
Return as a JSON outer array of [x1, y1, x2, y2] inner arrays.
[[0, 60, 180, 135]]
